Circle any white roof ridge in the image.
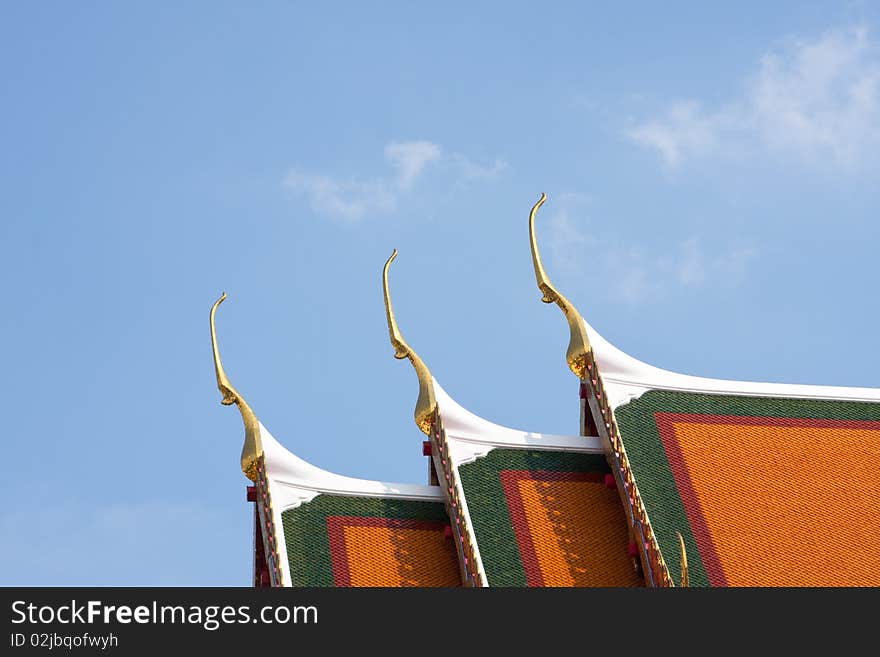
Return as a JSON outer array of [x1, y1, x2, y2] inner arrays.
[[584, 320, 880, 405], [259, 423, 443, 510], [432, 378, 603, 465]]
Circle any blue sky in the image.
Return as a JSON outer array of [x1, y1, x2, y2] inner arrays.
[[2, 3, 878, 585]]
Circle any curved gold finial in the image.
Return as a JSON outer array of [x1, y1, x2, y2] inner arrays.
[[677, 532, 689, 587], [528, 193, 592, 378], [383, 250, 437, 435], [210, 293, 263, 481]]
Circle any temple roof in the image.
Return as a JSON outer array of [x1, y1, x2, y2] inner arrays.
[[210, 291, 462, 587], [212, 286, 642, 587], [251, 380, 641, 587], [586, 321, 880, 586], [258, 424, 461, 587], [526, 191, 880, 587], [430, 382, 641, 587], [210, 193, 880, 588]]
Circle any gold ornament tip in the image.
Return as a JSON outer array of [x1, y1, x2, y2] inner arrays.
[[209, 291, 263, 480], [383, 249, 409, 360], [527, 192, 592, 379], [381, 248, 438, 435]]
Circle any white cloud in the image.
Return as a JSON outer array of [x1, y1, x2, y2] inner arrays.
[[385, 140, 442, 188], [451, 154, 508, 180], [545, 207, 597, 275], [283, 172, 395, 222], [627, 101, 728, 168], [663, 237, 758, 289], [543, 202, 757, 305], [284, 140, 506, 222], [627, 25, 880, 169], [610, 248, 664, 305]]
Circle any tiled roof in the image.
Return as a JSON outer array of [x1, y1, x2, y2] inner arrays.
[[282, 495, 461, 587], [614, 390, 880, 586], [458, 449, 642, 587]]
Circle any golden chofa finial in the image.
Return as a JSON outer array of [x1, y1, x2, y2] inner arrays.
[[677, 532, 689, 587], [210, 293, 262, 481], [382, 250, 438, 435], [528, 193, 592, 379]]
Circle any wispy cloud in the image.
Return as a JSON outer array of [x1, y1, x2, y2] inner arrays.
[[384, 140, 442, 189], [545, 206, 597, 274], [627, 101, 727, 168], [545, 201, 757, 305], [450, 154, 508, 181], [283, 141, 506, 222], [659, 237, 759, 290], [627, 25, 880, 169], [282, 173, 396, 222]]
